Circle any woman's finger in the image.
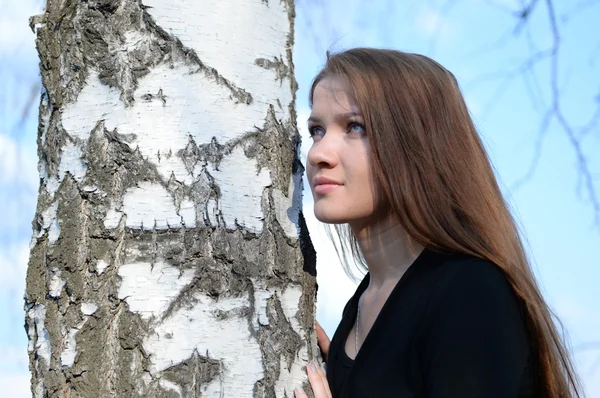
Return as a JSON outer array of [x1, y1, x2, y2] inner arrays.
[[315, 321, 331, 361], [307, 359, 332, 398], [316, 360, 332, 397], [294, 386, 308, 398]]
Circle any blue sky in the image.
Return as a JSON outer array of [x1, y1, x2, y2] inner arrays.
[[1, 0, 599, 396]]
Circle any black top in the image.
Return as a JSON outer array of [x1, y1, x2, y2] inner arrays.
[[327, 248, 538, 397]]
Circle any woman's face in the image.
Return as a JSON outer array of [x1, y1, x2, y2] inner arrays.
[[306, 76, 384, 228]]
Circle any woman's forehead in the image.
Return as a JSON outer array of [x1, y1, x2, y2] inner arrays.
[[313, 75, 350, 96], [312, 77, 359, 112]]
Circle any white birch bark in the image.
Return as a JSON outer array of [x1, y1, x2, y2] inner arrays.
[[25, 0, 318, 397]]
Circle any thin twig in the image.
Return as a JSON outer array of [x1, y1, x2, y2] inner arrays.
[[545, 0, 600, 225], [513, 0, 540, 35], [462, 48, 552, 92], [482, 0, 519, 14], [579, 105, 600, 138], [560, 0, 600, 23], [10, 83, 41, 134], [509, 110, 553, 194]]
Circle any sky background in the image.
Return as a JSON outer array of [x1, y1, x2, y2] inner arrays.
[[1, 0, 599, 396]]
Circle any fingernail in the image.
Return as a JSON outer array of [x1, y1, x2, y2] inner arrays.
[[295, 386, 304, 394], [309, 361, 317, 372]]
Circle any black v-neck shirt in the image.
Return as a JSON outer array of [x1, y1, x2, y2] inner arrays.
[[327, 248, 537, 397]]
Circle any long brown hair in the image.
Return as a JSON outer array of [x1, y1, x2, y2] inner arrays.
[[309, 48, 581, 397]]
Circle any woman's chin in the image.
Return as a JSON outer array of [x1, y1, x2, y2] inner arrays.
[[313, 207, 348, 224]]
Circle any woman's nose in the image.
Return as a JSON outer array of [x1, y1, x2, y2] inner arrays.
[[307, 133, 340, 169]]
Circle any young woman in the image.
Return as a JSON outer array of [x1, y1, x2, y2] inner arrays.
[[294, 48, 581, 398]]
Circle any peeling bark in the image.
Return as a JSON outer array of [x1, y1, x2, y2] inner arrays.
[[26, 0, 317, 397]]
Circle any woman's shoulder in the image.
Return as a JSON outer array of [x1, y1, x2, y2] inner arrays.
[[425, 250, 524, 319], [429, 250, 512, 290]]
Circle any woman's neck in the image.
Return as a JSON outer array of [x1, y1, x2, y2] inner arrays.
[[351, 216, 424, 291]]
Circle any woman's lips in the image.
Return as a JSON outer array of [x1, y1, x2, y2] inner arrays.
[[314, 183, 341, 195]]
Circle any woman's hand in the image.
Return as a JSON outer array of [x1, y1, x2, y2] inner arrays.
[[315, 321, 331, 363], [294, 359, 332, 398], [293, 321, 332, 397]]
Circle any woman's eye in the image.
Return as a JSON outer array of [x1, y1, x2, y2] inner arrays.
[[308, 126, 325, 139], [349, 123, 366, 134]]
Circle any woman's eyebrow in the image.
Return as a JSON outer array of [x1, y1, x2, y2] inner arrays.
[[307, 111, 363, 125]]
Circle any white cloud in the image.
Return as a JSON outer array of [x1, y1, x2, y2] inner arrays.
[[415, 8, 445, 37], [484, 0, 522, 10], [552, 295, 600, 344], [575, 347, 600, 398], [0, 346, 29, 372], [584, 372, 600, 398], [413, 6, 460, 50], [548, 294, 600, 397], [0, 0, 44, 55], [0, 133, 38, 186], [0, 5, 41, 394], [0, 242, 29, 292], [0, 132, 39, 244], [0, 373, 31, 398], [0, 134, 20, 184], [464, 93, 484, 119]]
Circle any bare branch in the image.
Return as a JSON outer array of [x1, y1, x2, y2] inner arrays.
[[514, 23, 548, 114], [509, 110, 553, 193], [560, 0, 600, 23], [462, 29, 516, 60], [460, 0, 542, 65], [544, 0, 600, 225], [466, 0, 600, 226], [296, 0, 345, 62], [513, 0, 540, 35], [10, 83, 41, 134], [579, 105, 600, 138], [479, 76, 515, 120], [482, 0, 520, 14], [521, 68, 546, 113], [463, 48, 552, 91]]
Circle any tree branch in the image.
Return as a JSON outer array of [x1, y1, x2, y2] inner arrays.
[[545, 0, 600, 226], [464, 0, 600, 227], [509, 110, 553, 194]]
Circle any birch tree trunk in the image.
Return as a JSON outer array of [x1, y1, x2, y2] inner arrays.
[[25, 0, 318, 397]]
